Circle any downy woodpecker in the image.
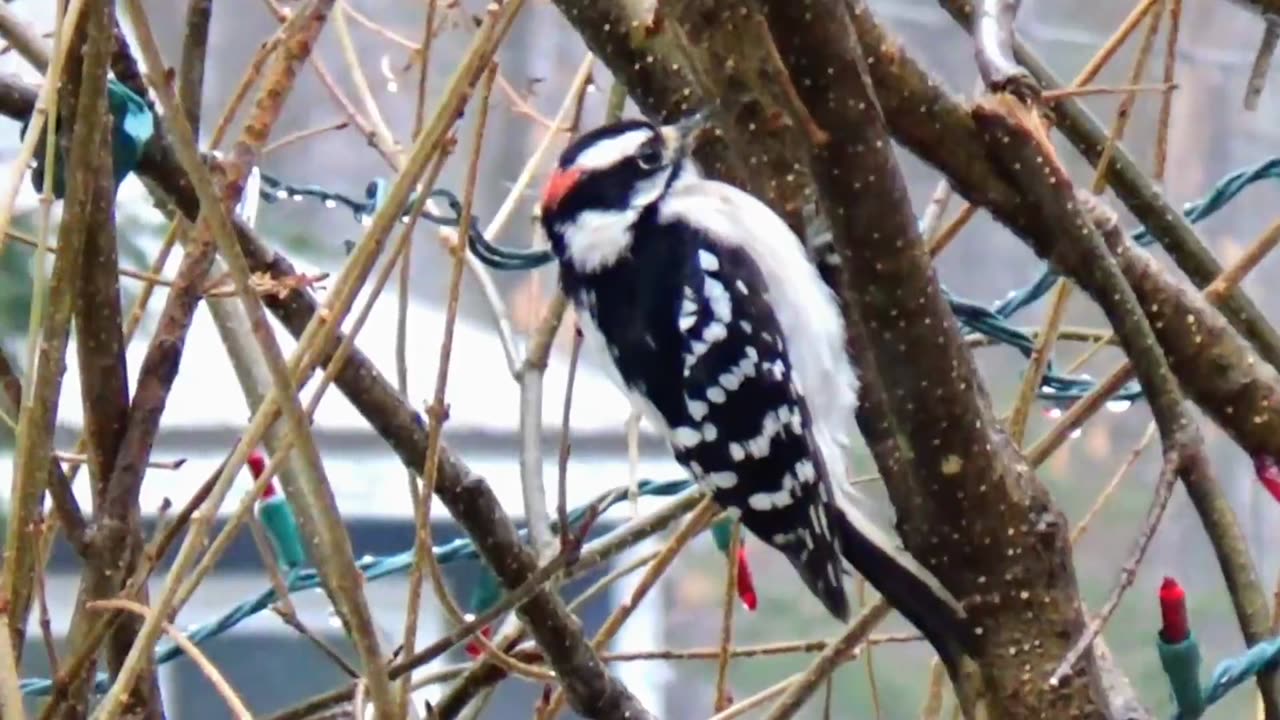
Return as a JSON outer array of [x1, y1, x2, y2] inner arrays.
[[539, 115, 964, 652]]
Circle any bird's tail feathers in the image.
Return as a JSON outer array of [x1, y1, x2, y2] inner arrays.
[[778, 527, 853, 623], [827, 491, 971, 669]]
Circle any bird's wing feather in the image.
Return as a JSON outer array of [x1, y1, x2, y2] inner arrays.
[[658, 177, 859, 484], [667, 233, 852, 620]]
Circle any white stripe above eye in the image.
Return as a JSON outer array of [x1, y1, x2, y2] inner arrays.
[[572, 128, 654, 171]]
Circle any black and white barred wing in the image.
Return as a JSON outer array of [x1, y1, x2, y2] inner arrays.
[[667, 234, 854, 621]]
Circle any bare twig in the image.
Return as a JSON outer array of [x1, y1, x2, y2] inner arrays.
[[1070, 423, 1159, 545], [274, 607, 361, 680], [412, 63, 554, 688], [1042, 81, 1175, 100], [0, 616, 25, 720], [1154, 0, 1182, 181], [518, 294, 569, 553], [1048, 447, 1182, 686], [713, 521, 741, 712], [3, 0, 94, 671], [542, 499, 719, 717], [395, 12, 438, 716], [332, 1, 398, 156], [1244, 19, 1279, 110], [382, 159, 452, 719], [33, 528, 57, 675], [89, 599, 253, 720], [557, 327, 583, 554], [107, 3, 400, 717], [178, 0, 213, 136], [761, 599, 892, 719]]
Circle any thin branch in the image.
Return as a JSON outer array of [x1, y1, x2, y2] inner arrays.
[[33, 528, 57, 676], [412, 63, 556, 687], [89, 599, 252, 720], [1048, 447, 1181, 686], [269, 492, 701, 720], [106, 3, 401, 718], [1244, 19, 1279, 110], [260, 119, 349, 155], [0, 348, 86, 553], [2, 0, 92, 665], [178, 0, 213, 136], [518, 294, 569, 553], [973, 0, 1037, 98], [1070, 423, 1158, 545], [541, 499, 719, 718], [1153, 0, 1182, 181], [761, 600, 891, 719], [713, 521, 741, 712], [332, 1, 399, 156], [557, 324, 583, 555]]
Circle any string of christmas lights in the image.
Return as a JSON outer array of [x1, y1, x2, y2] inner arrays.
[[250, 157, 1280, 407], [18, 477, 699, 697]]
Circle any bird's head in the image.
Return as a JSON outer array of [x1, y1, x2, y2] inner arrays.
[[539, 112, 709, 271]]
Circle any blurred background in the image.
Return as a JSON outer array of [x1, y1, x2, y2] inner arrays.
[[0, 0, 1278, 717]]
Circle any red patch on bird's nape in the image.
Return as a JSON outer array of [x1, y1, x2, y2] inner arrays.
[[541, 167, 583, 213]]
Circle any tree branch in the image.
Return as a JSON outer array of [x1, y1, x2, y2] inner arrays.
[[846, 5, 1280, 462], [973, 0, 1037, 98], [104, 2, 404, 717], [55, 0, 156, 713], [754, 1, 1108, 715], [973, 96, 1279, 712], [937, 0, 1280, 371], [1, 0, 96, 669], [177, 0, 213, 137], [0, 349, 86, 554], [661, 1, 817, 231], [80, 18, 658, 717]]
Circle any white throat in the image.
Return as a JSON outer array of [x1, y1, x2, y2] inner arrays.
[[556, 164, 679, 274], [555, 207, 641, 274]]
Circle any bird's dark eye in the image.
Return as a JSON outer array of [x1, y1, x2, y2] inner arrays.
[[635, 141, 664, 170]]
